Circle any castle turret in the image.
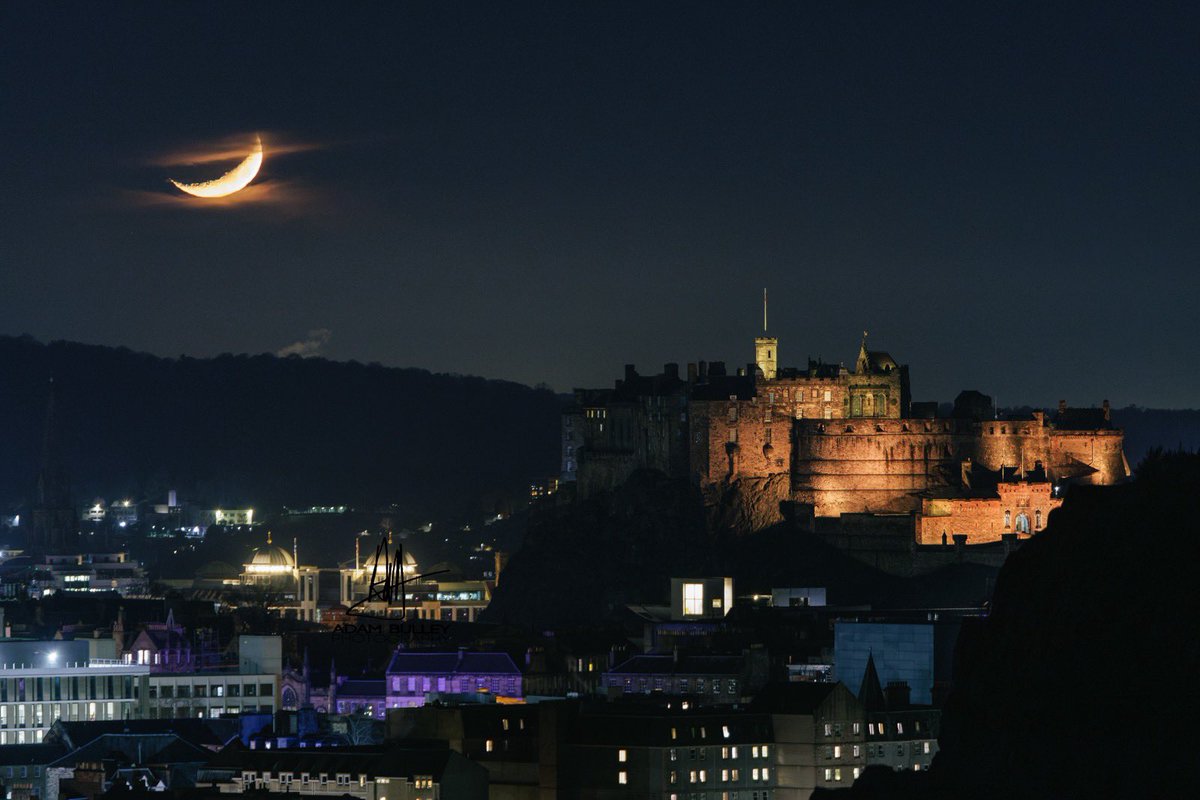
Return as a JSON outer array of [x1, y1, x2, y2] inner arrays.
[[754, 288, 778, 380]]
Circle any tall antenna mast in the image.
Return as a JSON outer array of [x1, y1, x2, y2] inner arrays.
[[763, 287, 768, 333]]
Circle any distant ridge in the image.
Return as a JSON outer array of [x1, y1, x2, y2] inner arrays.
[[0, 335, 563, 518]]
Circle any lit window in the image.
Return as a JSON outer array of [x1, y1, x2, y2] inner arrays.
[[823, 389, 832, 402], [897, 722, 904, 734], [699, 770, 706, 782], [834, 768, 842, 781], [690, 770, 697, 784], [669, 770, 677, 784], [721, 769, 729, 781], [502, 718, 509, 731], [852, 745, 860, 757], [485, 739, 494, 752], [823, 723, 832, 736], [752, 746, 759, 758], [852, 722, 860, 734], [752, 768, 760, 780], [670, 748, 678, 761], [833, 745, 841, 758], [722, 725, 730, 739], [618, 749, 626, 763], [731, 746, 738, 758], [762, 745, 769, 758], [853, 767, 861, 779], [824, 769, 833, 781], [763, 767, 770, 780], [618, 771, 627, 785], [731, 769, 739, 780], [923, 741, 931, 754], [683, 584, 704, 616], [671, 727, 678, 740], [721, 747, 728, 759]]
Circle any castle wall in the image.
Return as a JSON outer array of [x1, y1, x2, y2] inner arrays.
[[1048, 430, 1128, 484], [916, 483, 1062, 545], [972, 414, 1127, 484], [792, 420, 973, 516], [691, 399, 793, 485]]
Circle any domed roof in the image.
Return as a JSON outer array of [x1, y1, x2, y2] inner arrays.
[[362, 547, 417, 572], [249, 545, 295, 568]]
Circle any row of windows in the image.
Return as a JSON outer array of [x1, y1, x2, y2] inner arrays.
[[665, 745, 770, 762], [662, 767, 771, 785], [149, 682, 272, 699], [0, 700, 124, 728], [0, 675, 136, 702], [824, 767, 862, 782], [867, 720, 925, 736], [822, 722, 862, 736]]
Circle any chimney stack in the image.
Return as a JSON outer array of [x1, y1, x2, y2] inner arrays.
[[1058, 399, 1067, 414], [884, 680, 911, 709], [1103, 399, 1111, 421]]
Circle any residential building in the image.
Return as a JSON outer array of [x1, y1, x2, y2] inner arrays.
[[562, 703, 776, 800], [386, 650, 522, 709], [200, 742, 489, 800], [750, 682, 867, 799]]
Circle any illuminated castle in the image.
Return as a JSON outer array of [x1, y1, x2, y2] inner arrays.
[[564, 293, 1128, 546]]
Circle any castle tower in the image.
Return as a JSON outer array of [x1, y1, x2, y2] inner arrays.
[[754, 288, 778, 380]]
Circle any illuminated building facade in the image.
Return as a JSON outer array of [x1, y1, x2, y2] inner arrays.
[[240, 534, 320, 622], [0, 641, 149, 746]]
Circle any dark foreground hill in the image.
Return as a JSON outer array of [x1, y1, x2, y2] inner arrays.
[[483, 470, 1000, 628], [815, 451, 1200, 800], [0, 335, 562, 517]]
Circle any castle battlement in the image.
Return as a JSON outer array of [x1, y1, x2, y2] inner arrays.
[[565, 313, 1128, 544]]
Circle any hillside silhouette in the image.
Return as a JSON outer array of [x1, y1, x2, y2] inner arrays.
[[814, 450, 1200, 800], [0, 335, 563, 519]]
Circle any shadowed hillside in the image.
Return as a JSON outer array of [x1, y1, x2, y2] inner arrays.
[[815, 451, 1200, 800], [0, 335, 562, 518]]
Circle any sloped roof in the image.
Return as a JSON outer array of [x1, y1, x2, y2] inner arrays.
[[0, 744, 68, 766], [606, 654, 743, 676], [748, 681, 841, 714], [386, 650, 520, 676], [205, 742, 457, 781]]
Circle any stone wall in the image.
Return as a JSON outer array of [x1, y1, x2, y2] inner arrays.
[[917, 483, 1063, 545], [792, 420, 972, 516]]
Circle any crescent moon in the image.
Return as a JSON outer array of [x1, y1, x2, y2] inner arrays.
[[170, 136, 263, 198]]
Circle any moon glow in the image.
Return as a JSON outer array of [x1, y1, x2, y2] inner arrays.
[[170, 136, 263, 198]]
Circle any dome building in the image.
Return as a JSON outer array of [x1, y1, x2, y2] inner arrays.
[[240, 532, 321, 622]]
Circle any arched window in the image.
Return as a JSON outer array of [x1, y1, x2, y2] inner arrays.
[[1035, 509, 1042, 529], [1015, 513, 1030, 534], [282, 686, 298, 710], [1004, 510, 1011, 528]]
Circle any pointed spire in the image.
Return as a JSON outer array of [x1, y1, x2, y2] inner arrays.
[[858, 651, 886, 710]]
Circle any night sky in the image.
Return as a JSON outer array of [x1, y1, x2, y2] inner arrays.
[[2, 2, 1197, 407]]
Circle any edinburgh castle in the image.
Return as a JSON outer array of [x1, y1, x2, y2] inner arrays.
[[562, 296, 1127, 568]]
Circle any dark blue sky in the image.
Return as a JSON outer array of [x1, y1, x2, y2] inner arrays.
[[2, 2, 1197, 406]]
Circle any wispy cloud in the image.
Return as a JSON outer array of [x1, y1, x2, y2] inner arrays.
[[146, 131, 323, 168], [276, 328, 332, 358]]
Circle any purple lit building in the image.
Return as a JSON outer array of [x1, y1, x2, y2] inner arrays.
[[385, 650, 522, 709]]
